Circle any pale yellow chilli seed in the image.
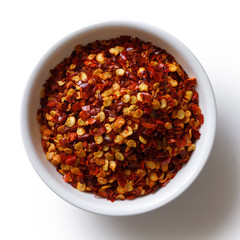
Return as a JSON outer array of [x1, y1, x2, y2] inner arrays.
[[77, 118, 86, 126], [105, 152, 114, 161], [136, 169, 146, 178], [109, 48, 118, 56], [50, 110, 56, 117], [99, 111, 105, 122], [160, 99, 167, 109], [116, 194, 125, 200], [42, 128, 52, 139], [164, 146, 172, 156], [71, 75, 80, 82], [177, 109, 185, 120], [87, 53, 96, 60], [102, 145, 110, 151], [179, 123, 184, 129], [100, 71, 112, 80], [115, 118, 125, 128], [94, 151, 103, 158], [80, 72, 87, 81], [101, 89, 113, 97], [74, 142, 83, 150], [155, 162, 160, 169], [46, 152, 54, 160], [130, 96, 137, 104], [124, 170, 131, 176], [71, 167, 80, 174], [96, 53, 105, 64], [168, 63, 178, 72], [137, 67, 146, 78], [116, 68, 125, 76], [109, 161, 116, 171], [128, 104, 137, 113], [168, 76, 178, 87], [61, 164, 71, 171], [94, 135, 103, 144], [76, 149, 86, 158], [122, 107, 129, 115], [152, 99, 161, 110], [93, 68, 103, 76], [137, 92, 143, 102], [139, 135, 147, 144], [183, 117, 190, 124], [111, 146, 120, 153], [121, 94, 131, 103], [102, 159, 109, 171], [52, 154, 61, 166], [174, 99, 178, 106], [56, 134, 63, 141], [132, 122, 138, 131], [126, 139, 136, 148], [153, 82, 160, 90], [120, 126, 133, 138], [112, 82, 120, 91], [114, 135, 124, 144], [133, 109, 143, 118], [61, 96, 66, 103], [187, 144, 196, 152], [70, 64, 76, 70], [64, 148, 73, 154], [126, 119, 132, 125], [145, 161, 156, 169], [115, 152, 124, 161], [138, 186, 145, 196], [103, 98, 112, 107], [57, 80, 65, 86], [105, 123, 112, 133], [162, 164, 168, 172], [151, 61, 158, 66], [77, 182, 86, 192], [185, 110, 192, 118], [97, 177, 107, 185], [109, 46, 124, 56], [115, 46, 124, 53], [171, 109, 178, 119], [125, 181, 133, 192], [184, 91, 193, 102], [165, 122, 172, 130], [194, 119, 200, 128], [149, 172, 158, 181], [139, 83, 148, 92], [77, 127, 85, 136], [113, 90, 121, 99], [47, 121, 54, 129], [65, 116, 76, 128], [117, 185, 126, 194], [108, 116, 116, 122], [48, 143, 55, 152]]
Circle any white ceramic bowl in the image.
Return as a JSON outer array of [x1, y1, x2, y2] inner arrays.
[[21, 21, 216, 216]]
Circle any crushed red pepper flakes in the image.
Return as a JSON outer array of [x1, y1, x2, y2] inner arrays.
[[38, 36, 204, 202]]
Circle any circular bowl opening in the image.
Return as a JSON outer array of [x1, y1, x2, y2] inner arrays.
[[21, 21, 216, 216]]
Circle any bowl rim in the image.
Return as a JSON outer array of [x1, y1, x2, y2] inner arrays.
[[21, 20, 217, 216]]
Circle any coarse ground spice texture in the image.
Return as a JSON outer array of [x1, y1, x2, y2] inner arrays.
[[37, 36, 204, 201]]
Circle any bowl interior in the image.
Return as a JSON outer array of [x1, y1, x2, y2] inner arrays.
[[22, 22, 216, 216]]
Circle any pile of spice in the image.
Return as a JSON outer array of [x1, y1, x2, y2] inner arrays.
[[37, 36, 203, 201]]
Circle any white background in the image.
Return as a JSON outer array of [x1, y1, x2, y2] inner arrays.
[[1, 0, 240, 239]]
